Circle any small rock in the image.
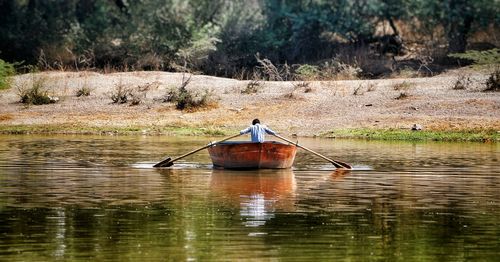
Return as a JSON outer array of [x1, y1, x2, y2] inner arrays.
[[48, 96, 59, 103], [411, 124, 423, 131], [365, 104, 373, 107], [229, 107, 244, 113], [410, 106, 418, 110]]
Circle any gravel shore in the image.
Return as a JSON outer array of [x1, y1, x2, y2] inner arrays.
[[0, 69, 499, 136]]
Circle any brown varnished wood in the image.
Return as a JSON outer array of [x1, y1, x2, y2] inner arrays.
[[208, 141, 296, 169]]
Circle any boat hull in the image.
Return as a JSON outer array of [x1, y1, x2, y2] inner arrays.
[[207, 141, 296, 169]]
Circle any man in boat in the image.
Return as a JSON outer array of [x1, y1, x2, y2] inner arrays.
[[240, 119, 277, 142]]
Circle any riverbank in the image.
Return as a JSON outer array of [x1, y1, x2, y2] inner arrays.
[[0, 69, 499, 142], [0, 124, 498, 142]]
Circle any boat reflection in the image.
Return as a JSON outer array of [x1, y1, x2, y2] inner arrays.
[[210, 169, 296, 227], [329, 169, 352, 180]]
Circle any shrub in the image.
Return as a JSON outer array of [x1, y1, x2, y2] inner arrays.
[[335, 62, 362, 80], [353, 84, 365, 95], [295, 64, 320, 80], [449, 49, 500, 67], [295, 82, 313, 93], [395, 92, 410, 100], [161, 75, 217, 111], [484, 68, 500, 92], [129, 90, 143, 106], [0, 59, 16, 90], [110, 82, 131, 104], [393, 81, 413, 91], [109, 82, 151, 105], [255, 54, 285, 81], [170, 87, 217, 111], [76, 86, 91, 97], [17, 76, 56, 105], [242, 80, 261, 94], [160, 86, 180, 103], [452, 75, 472, 90]]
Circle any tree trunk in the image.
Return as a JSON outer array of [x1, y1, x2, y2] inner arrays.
[[388, 17, 399, 36], [447, 17, 473, 53], [446, 0, 473, 53]]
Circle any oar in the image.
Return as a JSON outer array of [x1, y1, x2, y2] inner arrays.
[[153, 133, 242, 167], [273, 134, 352, 169]]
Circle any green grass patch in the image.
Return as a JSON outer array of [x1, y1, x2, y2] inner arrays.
[[0, 124, 232, 137], [322, 128, 499, 142]]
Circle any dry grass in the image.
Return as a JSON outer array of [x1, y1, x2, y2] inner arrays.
[[0, 114, 14, 121], [76, 86, 92, 97], [394, 92, 410, 100], [393, 81, 413, 91], [242, 80, 261, 94]]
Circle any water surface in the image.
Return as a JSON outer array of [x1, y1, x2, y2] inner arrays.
[[0, 135, 498, 261]]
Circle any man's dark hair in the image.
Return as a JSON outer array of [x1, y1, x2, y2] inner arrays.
[[252, 119, 260, 125]]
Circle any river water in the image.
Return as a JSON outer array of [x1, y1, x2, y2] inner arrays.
[[0, 134, 498, 261]]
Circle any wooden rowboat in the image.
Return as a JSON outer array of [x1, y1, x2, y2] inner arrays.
[[207, 141, 297, 169]]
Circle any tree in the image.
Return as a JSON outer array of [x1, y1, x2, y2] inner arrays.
[[0, 0, 78, 64], [411, 0, 499, 53]]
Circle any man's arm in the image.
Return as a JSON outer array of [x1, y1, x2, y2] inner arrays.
[[264, 126, 276, 135], [240, 127, 251, 135]]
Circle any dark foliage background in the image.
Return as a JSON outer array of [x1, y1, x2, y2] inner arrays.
[[0, 0, 498, 77]]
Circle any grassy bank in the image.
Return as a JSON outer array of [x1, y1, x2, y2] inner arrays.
[[0, 124, 229, 137], [322, 128, 499, 142], [1, 124, 498, 142]]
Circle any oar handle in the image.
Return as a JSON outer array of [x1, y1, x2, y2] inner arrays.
[[154, 133, 242, 167], [273, 134, 352, 169], [167, 145, 210, 163], [169, 133, 242, 163]]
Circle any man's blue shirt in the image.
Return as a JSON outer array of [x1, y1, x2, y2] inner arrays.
[[240, 124, 276, 142]]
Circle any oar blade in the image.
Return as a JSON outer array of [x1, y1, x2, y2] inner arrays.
[[153, 157, 172, 168], [333, 160, 352, 170]]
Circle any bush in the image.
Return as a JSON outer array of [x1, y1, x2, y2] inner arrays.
[[393, 81, 413, 100], [352, 84, 364, 96], [295, 64, 319, 80], [334, 62, 362, 80], [17, 76, 56, 105], [484, 69, 500, 92], [165, 88, 217, 111], [452, 75, 472, 90], [129, 90, 143, 106], [393, 81, 413, 91], [170, 87, 217, 111], [109, 82, 131, 104], [448, 49, 500, 67], [161, 75, 217, 111], [76, 86, 91, 97], [295, 82, 313, 93], [242, 80, 261, 94], [109, 83, 151, 105], [255, 55, 286, 81], [395, 92, 410, 100], [0, 59, 16, 90]]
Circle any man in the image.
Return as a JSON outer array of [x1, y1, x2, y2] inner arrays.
[[240, 119, 277, 143]]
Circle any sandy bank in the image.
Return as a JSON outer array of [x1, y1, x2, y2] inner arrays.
[[0, 69, 499, 139]]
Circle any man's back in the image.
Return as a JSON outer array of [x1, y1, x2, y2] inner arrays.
[[240, 123, 276, 142]]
